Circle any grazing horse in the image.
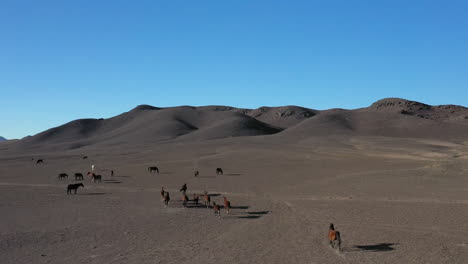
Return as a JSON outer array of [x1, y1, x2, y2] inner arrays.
[[216, 168, 223, 175], [179, 183, 187, 193], [148, 166, 159, 173], [58, 173, 68, 180], [213, 202, 221, 217], [328, 223, 342, 251], [182, 193, 189, 207], [67, 183, 84, 194], [194, 170, 199, 177], [36, 159, 44, 164], [223, 197, 231, 214], [163, 192, 170, 206], [204, 192, 211, 208], [87, 172, 101, 183], [74, 173, 84, 181], [193, 194, 199, 205]]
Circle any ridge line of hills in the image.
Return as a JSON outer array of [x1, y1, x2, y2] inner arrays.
[[4, 98, 468, 151]]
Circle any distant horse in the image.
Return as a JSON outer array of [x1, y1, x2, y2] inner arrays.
[[328, 223, 342, 251], [213, 202, 221, 217], [204, 192, 211, 208], [111, 170, 114, 177], [67, 183, 84, 194], [223, 197, 231, 214], [192, 194, 199, 205], [58, 173, 68, 180], [163, 192, 170, 206], [74, 173, 84, 181], [194, 171, 199, 177], [36, 159, 44, 164], [182, 193, 189, 207], [148, 166, 159, 173], [216, 168, 223, 175], [82, 156, 88, 159], [87, 172, 101, 183], [160, 187, 166, 201], [180, 183, 187, 193]]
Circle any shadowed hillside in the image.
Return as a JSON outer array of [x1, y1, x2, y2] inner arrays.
[[8, 98, 468, 151]]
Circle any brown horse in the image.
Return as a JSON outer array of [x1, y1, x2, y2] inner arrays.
[[328, 223, 342, 250], [163, 192, 170, 206], [148, 166, 159, 173], [160, 187, 166, 201], [213, 202, 221, 217], [87, 172, 102, 183], [204, 192, 211, 208], [58, 173, 68, 180], [223, 196, 231, 214], [74, 173, 84, 180], [67, 183, 84, 194]]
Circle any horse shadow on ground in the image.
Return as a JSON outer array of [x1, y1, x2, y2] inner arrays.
[[223, 173, 242, 176], [80, 192, 111, 196], [344, 243, 397, 252], [103, 180, 122, 184], [236, 210, 270, 219]]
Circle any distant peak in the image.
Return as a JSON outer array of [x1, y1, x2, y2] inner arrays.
[[370, 98, 430, 109], [131, 104, 161, 111], [0, 136, 6, 141]]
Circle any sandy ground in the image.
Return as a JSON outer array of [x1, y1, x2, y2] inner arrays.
[[1, 136, 468, 264]]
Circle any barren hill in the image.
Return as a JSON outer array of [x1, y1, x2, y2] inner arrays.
[[8, 98, 468, 151]]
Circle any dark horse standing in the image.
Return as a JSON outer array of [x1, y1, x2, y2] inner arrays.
[[74, 173, 84, 180], [148, 166, 159, 174], [58, 173, 68, 180], [36, 159, 44, 164], [216, 168, 223, 175], [67, 183, 84, 194]]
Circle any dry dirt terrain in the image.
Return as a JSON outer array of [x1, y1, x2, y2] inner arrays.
[[1, 98, 468, 264]]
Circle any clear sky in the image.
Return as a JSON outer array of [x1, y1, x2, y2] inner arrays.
[[1, 0, 467, 139]]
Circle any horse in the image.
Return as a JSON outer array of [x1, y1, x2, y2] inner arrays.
[[82, 156, 88, 159], [148, 166, 159, 173], [111, 170, 114, 177], [163, 192, 170, 206], [58, 173, 68, 180], [204, 192, 211, 208], [328, 223, 342, 251], [87, 172, 101, 183], [194, 170, 199, 177], [223, 197, 231, 214], [216, 168, 223, 175], [179, 184, 187, 193], [192, 194, 199, 205], [213, 202, 221, 217], [36, 159, 44, 164], [67, 183, 84, 194], [160, 187, 166, 201], [74, 173, 84, 181], [182, 194, 189, 207]]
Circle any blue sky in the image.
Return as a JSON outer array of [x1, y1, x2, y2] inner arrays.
[[1, 0, 467, 139]]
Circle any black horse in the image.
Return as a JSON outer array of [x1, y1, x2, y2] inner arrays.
[[74, 173, 84, 181], [180, 183, 187, 193], [58, 173, 68, 180], [194, 171, 199, 177], [36, 159, 44, 164], [67, 183, 84, 194], [82, 156, 88, 159], [148, 166, 159, 173], [216, 168, 223, 175]]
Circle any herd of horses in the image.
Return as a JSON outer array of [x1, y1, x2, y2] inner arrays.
[[41, 158, 342, 250], [160, 185, 231, 217]]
